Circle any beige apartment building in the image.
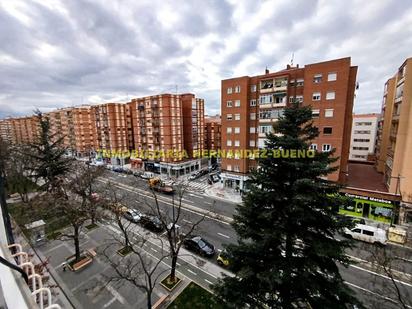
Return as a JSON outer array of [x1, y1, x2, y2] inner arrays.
[[375, 57, 412, 222], [349, 113, 379, 162], [221, 57, 357, 191]]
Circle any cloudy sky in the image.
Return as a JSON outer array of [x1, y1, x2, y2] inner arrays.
[[0, 0, 411, 118]]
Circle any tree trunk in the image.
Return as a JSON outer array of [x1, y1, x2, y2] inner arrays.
[[74, 225, 81, 262], [146, 291, 152, 309], [283, 233, 293, 309], [170, 254, 178, 282]]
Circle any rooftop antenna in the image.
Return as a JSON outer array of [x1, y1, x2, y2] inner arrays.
[[290, 52, 294, 66]]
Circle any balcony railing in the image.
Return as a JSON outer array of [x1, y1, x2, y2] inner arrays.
[[2, 243, 61, 309]]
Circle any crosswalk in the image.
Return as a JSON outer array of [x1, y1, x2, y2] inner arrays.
[[178, 179, 210, 193]]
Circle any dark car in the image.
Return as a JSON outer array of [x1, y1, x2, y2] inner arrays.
[[336, 214, 366, 226], [140, 215, 164, 232], [184, 236, 215, 257], [112, 166, 124, 173]]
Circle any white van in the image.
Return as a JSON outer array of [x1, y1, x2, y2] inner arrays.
[[140, 172, 154, 179], [344, 224, 387, 246]]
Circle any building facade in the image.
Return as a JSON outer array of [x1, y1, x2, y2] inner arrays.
[[349, 113, 379, 162], [204, 115, 221, 151], [128, 93, 204, 177], [375, 57, 412, 223], [220, 57, 357, 190]]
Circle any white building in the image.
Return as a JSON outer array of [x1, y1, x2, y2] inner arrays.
[[349, 113, 380, 162]]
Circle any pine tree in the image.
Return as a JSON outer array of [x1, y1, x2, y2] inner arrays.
[[213, 102, 362, 308], [28, 110, 72, 192]]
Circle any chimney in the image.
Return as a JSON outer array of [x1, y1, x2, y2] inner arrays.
[[265, 67, 269, 74], [286, 64, 291, 70], [297, 64, 299, 68]]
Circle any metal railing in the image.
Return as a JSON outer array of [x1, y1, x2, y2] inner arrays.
[[8, 243, 61, 309]]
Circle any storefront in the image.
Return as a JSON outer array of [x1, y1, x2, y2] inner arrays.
[[339, 191, 400, 224], [220, 172, 249, 192]]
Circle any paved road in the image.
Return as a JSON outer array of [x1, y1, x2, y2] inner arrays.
[[96, 170, 412, 308]]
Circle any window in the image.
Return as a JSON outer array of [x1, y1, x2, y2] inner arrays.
[[234, 152, 240, 159], [289, 96, 295, 103], [312, 92, 321, 101], [234, 127, 240, 134], [362, 230, 374, 236], [227, 164, 232, 171], [227, 127, 232, 134], [312, 109, 320, 118], [260, 94, 273, 104], [234, 140, 240, 147], [354, 130, 371, 134], [274, 95, 286, 104], [226, 101, 233, 107], [353, 146, 369, 151], [234, 100, 241, 107], [323, 127, 333, 135], [325, 109, 334, 117], [353, 155, 367, 159], [259, 125, 272, 134], [250, 99, 257, 106], [235, 114, 240, 120], [250, 113, 256, 120], [227, 140, 232, 146], [249, 140, 255, 147], [227, 87, 233, 94], [322, 144, 332, 152], [251, 85, 257, 92], [295, 95, 303, 103], [250, 127, 256, 133], [355, 121, 372, 126], [227, 114, 233, 120], [234, 165, 240, 172], [328, 72, 337, 81], [235, 86, 241, 93], [310, 144, 317, 150], [326, 91, 335, 100], [313, 74, 322, 83], [296, 79, 304, 86], [354, 138, 370, 142]]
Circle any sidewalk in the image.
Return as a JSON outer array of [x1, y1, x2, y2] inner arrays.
[[204, 183, 243, 204]]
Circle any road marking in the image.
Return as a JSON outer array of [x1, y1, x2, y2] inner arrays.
[[187, 269, 197, 276], [183, 219, 193, 224], [97, 178, 233, 225], [204, 201, 212, 205], [204, 279, 214, 285], [395, 256, 412, 263], [103, 297, 117, 308], [150, 248, 158, 253], [217, 232, 230, 239], [345, 281, 412, 308], [349, 264, 412, 287], [177, 262, 181, 266]]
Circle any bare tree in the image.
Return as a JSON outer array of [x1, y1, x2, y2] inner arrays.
[[100, 184, 170, 309], [355, 242, 412, 309], [146, 183, 210, 284]]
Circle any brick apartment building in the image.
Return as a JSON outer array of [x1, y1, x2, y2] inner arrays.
[[349, 113, 379, 162], [204, 115, 221, 150], [127, 93, 204, 177], [6, 116, 39, 145], [375, 57, 412, 222], [220, 57, 357, 191]]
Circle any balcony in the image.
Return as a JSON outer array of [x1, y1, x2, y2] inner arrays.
[[259, 118, 279, 123], [394, 96, 403, 103], [0, 242, 61, 309]]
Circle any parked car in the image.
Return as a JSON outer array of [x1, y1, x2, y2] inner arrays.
[[140, 215, 164, 232], [123, 209, 143, 223], [188, 173, 199, 181], [343, 224, 387, 246], [112, 166, 124, 173], [140, 172, 155, 179], [133, 171, 143, 177], [183, 236, 215, 257]]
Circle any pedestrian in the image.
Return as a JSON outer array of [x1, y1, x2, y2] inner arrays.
[[62, 262, 67, 272]]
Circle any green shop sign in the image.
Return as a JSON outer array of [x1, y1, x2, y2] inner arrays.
[[339, 193, 397, 223]]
